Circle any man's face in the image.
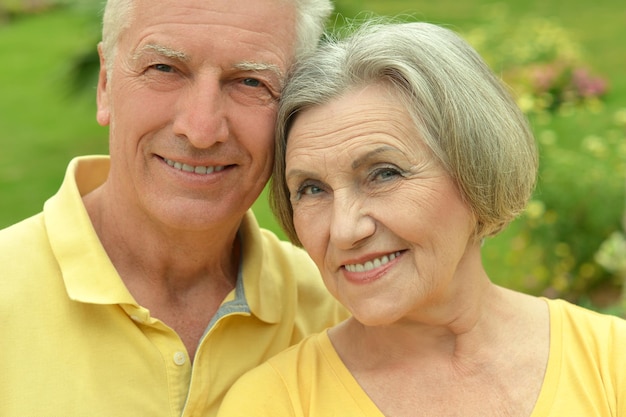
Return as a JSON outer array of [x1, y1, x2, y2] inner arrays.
[[96, 0, 296, 231]]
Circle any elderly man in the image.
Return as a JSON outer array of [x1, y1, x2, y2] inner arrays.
[[0, 0, 345, 415]]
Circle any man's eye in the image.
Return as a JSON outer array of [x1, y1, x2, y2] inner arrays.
[[152, 64, 174, 73], [242, 78, 262, 87]]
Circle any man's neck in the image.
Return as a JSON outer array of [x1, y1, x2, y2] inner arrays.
[[82, 184, 242, 359]]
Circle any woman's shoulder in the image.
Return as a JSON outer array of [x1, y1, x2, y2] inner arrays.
[[218, 331, 351, 417], [226, 331, 331, 387], [546, 298, 625, 327], [534, 299, 626, 414], [545, 297, 626, 351]]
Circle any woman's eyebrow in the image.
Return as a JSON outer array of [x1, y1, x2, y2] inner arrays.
[[351, 146, 400, 169], [285, 168, 314, 182]]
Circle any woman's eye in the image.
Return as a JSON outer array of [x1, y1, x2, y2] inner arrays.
[[302, 184, 322, 195], [372, 167, 402, 181], [291, 182, 324, 200]]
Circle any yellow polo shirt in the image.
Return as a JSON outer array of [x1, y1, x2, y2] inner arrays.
[[218, 299, 626, 416], [0, 156, 346, 417]]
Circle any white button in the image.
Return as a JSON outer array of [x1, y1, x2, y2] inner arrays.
[[173, 351, 186, 366]]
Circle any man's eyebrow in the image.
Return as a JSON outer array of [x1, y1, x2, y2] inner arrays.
[[233, 61, 284, 84], [133, 44, 190, 62]]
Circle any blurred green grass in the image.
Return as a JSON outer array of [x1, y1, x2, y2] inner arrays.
[[0, 7, 106, 226], [1, 0, 625, 244]]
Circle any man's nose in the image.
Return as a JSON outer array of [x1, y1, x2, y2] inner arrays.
[[172, 77, 229, 148]]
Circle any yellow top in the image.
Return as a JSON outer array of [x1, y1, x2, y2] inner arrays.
[[218, 299, 626, 416], [0, 155, 346, 417]]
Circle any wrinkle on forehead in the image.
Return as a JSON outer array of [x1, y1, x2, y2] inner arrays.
[[129, 0, 296, 54], [133, 0, 295, 36], [287, 106, 420, 160]]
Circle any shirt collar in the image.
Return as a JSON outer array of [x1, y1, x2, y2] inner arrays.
[[44, 156, 137, 305], [45, 156, 283, 324], [238, 211, 282, 324]]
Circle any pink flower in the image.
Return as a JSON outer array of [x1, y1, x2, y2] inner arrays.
[[532, 64, 561, 92], [572, 68, 608, 98]]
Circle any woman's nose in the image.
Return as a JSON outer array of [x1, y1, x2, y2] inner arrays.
[[329, 194, 376, 250]]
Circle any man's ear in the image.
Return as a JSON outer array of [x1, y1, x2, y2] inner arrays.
[[96, 42, 111, 127]]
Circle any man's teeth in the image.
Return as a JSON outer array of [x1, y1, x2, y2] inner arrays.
[[164, 158, 225, 174], [344, 252, 401, 273]]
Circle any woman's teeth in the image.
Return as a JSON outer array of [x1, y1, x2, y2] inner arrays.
[[344, 251, 401, 273]]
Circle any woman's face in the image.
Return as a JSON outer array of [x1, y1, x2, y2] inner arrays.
[[285, 84, 478, 326]]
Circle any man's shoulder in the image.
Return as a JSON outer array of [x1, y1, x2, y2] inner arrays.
[[0, 212, 64, 307], [257, 227, 319, 274], [0, 212, 46, 250]]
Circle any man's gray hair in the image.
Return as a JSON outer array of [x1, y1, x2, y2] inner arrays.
[[100, 0, 333, 73]]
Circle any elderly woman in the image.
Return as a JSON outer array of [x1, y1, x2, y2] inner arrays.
[[217, 21, 626, 416]]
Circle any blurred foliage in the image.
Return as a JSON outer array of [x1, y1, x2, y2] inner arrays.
[[460, 6, 625, 315], [506, 120, 626, 308], [0, 0, 61, 20], [0, 0, 102, 93], [463, 4, 609, 116]]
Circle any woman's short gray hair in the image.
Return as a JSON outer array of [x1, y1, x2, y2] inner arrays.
[[100, 0, 333, 74], [271, 20, 538, 244]]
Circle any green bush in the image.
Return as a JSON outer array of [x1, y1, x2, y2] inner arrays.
[[468, 6, 626, 315], [0, 0, 58, 18], [462, 4, 608, 116]]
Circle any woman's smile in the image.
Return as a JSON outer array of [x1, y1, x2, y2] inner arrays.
[[343, 250, 403, 273], [341, 250, 404, 284]]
